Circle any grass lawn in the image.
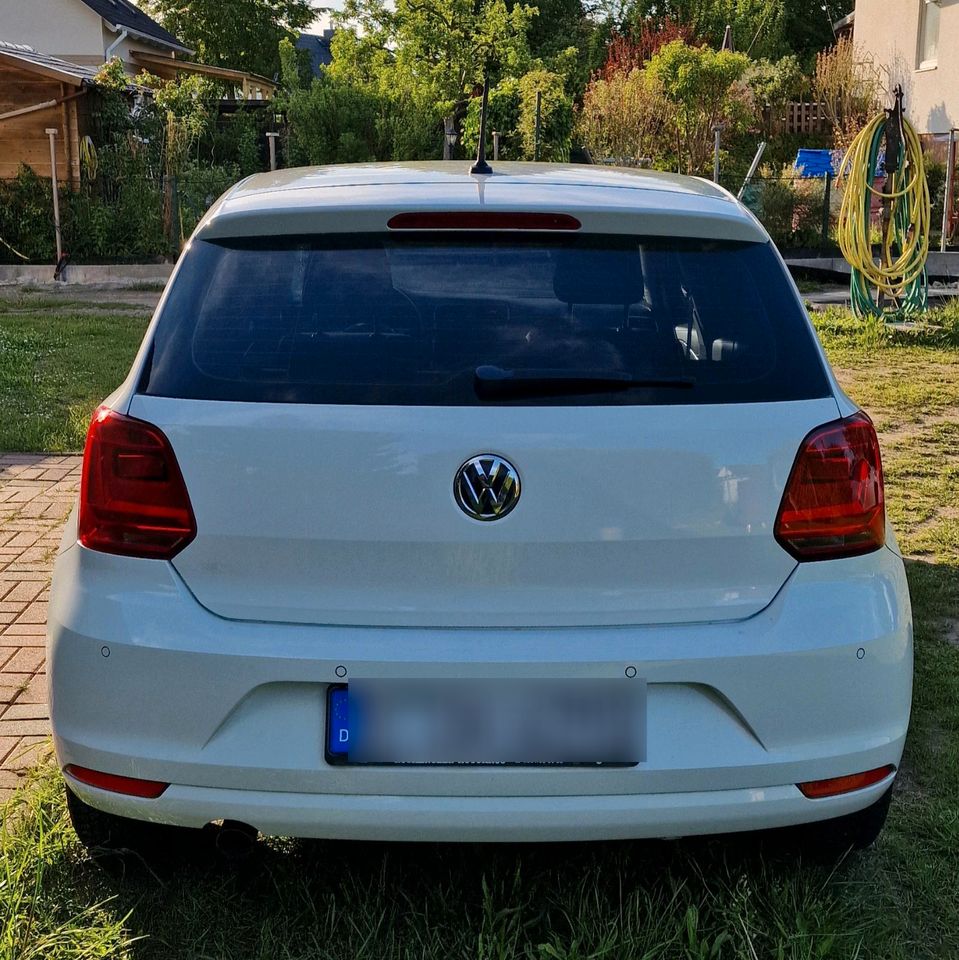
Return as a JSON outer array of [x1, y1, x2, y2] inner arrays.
[[1, 295, 959, 959], [0, 291, 151, 452]]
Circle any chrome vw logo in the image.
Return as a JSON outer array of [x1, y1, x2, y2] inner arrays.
[[454, 455, 521, 521]]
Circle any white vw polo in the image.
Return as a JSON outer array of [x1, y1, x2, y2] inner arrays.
[[48, 162, 912, 861]]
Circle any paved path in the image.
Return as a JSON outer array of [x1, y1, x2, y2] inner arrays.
[[0, 454, 82, 801]]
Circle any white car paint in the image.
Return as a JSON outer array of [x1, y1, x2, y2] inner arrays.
[[48, 162, 912, 841]]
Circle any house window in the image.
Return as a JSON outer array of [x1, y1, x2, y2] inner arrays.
[[917, 0, 941, 69]]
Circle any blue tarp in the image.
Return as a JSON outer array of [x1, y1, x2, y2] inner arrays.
[[794, 149, 835, 177]]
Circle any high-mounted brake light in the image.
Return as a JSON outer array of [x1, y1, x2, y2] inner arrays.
[[78, 407, 196, 560], [798, 765, 895, 799], [387, 212, 581, 231], [774, 412, 885, 561], [65, 764, 169, 799]]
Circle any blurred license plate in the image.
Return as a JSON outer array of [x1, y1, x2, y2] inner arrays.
[[326, 679, 645, 765]]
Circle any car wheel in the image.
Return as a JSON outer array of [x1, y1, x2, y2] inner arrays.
[[65, 785, 206, 873], [800, 786, 893, 862]]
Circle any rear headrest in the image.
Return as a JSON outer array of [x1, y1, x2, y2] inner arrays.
[[552, 248, 644, 305]]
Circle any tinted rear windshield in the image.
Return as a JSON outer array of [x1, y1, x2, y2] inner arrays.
[[141, 234, 830, 405]]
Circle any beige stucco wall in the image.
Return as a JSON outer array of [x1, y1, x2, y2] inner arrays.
[[0, 0, 104, 60], [854, 0, 959, 135]]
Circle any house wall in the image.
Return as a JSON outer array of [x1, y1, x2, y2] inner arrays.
[[0, 0, 104, 62], [854, 0, 959, 136], [0, 64, 85, 183]]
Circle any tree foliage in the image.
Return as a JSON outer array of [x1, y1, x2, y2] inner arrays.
[[812, 36, 882, 149], [146, 0, 314, 79], [624, 0, 849, 64], [645, 40, 752, 173], [577, 63, 669, 166], [334, 0, 535, 116]]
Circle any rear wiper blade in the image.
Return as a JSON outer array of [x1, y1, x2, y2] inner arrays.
[[474, 365, 694, 398]]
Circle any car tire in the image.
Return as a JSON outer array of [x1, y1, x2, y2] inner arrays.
[[800, 786, 893, 862], [65, 784, 206, 873]]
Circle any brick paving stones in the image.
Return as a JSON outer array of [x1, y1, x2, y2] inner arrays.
[[0, 454, 82, 801]]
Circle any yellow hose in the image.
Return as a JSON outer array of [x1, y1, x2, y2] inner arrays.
[[835, 111, 930, 318]]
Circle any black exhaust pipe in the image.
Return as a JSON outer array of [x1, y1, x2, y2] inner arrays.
[[214, 820, 258, 860]]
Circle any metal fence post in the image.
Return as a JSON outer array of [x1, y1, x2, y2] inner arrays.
[[164, 175, 179, 258], [712, 124, 724, 184], [492, 130, 500, 161], [46, 128, 63, 266], [820, 170, 833, 254]]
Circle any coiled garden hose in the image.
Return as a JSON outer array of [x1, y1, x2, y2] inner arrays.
[[836, 109, 931, 320]]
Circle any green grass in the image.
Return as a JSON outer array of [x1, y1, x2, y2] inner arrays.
[[0, 307, 149, 452], [2, 299, 959, 958]]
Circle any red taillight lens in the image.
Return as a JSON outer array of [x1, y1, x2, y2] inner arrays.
[[798, 765, 895, 799], [79, 407, 196, 560], [65, 764, 169, 798], [774, 412, 885, 561]]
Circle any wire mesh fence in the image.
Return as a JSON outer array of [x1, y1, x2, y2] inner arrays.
[[0, 167, 239, 265], [0, 162, 952, 266]]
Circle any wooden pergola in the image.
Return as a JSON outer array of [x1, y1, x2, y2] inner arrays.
[[131, 51, 277, 102]]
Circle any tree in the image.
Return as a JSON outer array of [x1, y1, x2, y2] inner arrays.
[[335, 0, 534, 117], [145, 0, 314, 79], [578, 62, 670, 165], [626, 0, 787, 59], [812, 35, 882, 149], [624, 1, 850, 63], [645, 39, 752, 173], [746, 54, 805, 137]]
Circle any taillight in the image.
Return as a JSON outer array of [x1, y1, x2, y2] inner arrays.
[[774, 412, 885, 561], [78, 406, 196, 560]]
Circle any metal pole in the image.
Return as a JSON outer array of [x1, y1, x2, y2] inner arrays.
[[941, 128, 957, 253], [266, 132, 279, 172], [533, 91, 542, 162], [737, 140, 767, 199], [712, 125, 723, 183], [821, 170, 833, 255], [492, 130, 500, 161], [46, 128, 63, 265]]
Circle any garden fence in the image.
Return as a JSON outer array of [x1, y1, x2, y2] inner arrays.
[[3, 165, 937, 266], [0, 167, 239, 266]]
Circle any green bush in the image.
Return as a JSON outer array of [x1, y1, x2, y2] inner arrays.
[[463, 79, 521, 159]]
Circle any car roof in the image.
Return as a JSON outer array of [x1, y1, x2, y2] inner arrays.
[[196, 162, 767, 244]]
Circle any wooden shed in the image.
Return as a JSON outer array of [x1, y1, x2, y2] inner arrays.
[[0, 40, 98, 185]]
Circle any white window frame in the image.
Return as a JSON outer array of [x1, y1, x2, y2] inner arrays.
[[917, 0, 941, 71]]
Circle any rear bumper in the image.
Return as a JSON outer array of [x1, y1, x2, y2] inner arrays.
[[48, 543, 912, 841], [65, 775, 895, 842]]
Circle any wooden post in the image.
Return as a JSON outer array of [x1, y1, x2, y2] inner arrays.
[[46, 128, 63, 265], [942, 129, 957, 253], [266, 132, 279, 171]]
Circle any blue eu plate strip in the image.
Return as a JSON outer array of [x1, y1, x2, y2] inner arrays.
[[327, 686, 350, 758]]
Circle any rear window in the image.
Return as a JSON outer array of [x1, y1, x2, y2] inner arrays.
[[141, 234, 830, 406]]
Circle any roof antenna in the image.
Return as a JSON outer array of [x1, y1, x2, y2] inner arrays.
[[470, 72, 493, 176]]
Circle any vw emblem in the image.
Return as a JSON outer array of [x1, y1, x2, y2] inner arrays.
[[454, 455, 521, 521]]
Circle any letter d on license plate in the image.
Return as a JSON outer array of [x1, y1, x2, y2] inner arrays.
[[327, 678, 645, 765]]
